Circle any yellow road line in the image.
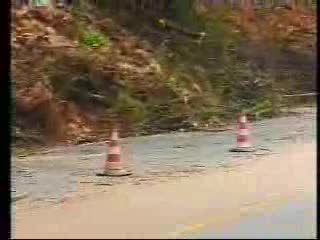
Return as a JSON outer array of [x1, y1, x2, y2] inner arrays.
[[169, 195, 296, 238]]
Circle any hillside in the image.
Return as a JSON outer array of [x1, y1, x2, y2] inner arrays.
[[12, 3, 316, 149]]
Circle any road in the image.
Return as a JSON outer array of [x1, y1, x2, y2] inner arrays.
[[197, 199, 316, 239], [12, 108, 316, 238]]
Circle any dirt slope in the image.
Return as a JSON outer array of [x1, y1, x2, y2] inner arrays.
[[12, 5, 317, 149]]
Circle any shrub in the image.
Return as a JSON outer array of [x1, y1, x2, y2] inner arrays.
[[114, 93, 146, 125], [80, 31, 110, 49]]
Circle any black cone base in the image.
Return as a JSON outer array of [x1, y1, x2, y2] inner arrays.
[[229, 147, 255, 152]]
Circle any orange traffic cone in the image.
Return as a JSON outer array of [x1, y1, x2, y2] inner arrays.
[[97, 128, 132, 177], [229, 113, 254, 152]]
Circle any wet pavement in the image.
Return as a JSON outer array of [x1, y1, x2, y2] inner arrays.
[[11, 108, 316, 203]]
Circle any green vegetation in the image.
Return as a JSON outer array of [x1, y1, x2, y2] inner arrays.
[[80, 30, 110, 49], [114, 92, 147, 126], [13, 1, 316, 146]]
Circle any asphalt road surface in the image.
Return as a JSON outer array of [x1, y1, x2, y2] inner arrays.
[[12, 107, 316, 239]]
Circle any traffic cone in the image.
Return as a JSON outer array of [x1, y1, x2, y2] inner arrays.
[[97, 128, 132, 177], [229, 113, 254, 152]]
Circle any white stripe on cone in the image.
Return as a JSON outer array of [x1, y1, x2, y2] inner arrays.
[[106, 161, 123, 170], [238, 128, 249, 135], [238, 141, 251, 148], [111, 131, 119, 140], [109, 145, 121, 155], [239, 115, 247, 123]]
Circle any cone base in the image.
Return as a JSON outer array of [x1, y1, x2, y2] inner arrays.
[[96, 168, 132, 177], [229, 147, 255, 152]]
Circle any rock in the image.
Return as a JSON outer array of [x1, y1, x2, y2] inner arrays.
[[134, 49, 151, 60], [192, 122, 198, 127], [16, 82, 52, 113], [45, 26, 56, 34]]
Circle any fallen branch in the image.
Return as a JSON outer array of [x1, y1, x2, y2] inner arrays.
[[192, 127, 232, 132], [157, 19, 206, 39], [15, 129, 43, 143], [282, 93, 317, 97]]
